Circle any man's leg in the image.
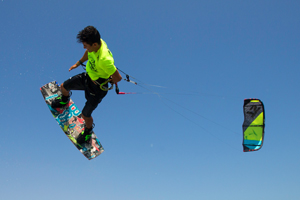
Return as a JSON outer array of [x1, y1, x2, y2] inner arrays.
[[77, 93, 106, 144], [51, 73, 85, 108], [82, 114, 93, 129], [61, 83, 70, 97], [51, 83, 71, 108], [76, 75, 108, 144], [77, 114, 95, 144]]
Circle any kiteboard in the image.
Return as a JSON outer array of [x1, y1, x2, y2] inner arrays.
[[40, 81, 104, 160]]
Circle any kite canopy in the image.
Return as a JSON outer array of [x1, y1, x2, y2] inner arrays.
[[242, 99, 265, 152]]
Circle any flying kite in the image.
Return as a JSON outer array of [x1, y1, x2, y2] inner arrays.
[[242, 99, 265, 152]]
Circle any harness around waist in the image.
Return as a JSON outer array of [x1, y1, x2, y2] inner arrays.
[[94, 77, 113, 91]]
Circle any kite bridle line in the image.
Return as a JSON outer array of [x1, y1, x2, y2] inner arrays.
[[113, 68, 240, 151], [117, 68, 138, 85], [114, 68, 138, 94]]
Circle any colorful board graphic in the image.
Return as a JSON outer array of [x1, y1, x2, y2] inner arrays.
[[242, 98, 265, 152], [40, 81, 104, 160]]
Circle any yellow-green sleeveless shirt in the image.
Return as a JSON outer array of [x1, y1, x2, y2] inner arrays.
[[86, 39, 116, 80]]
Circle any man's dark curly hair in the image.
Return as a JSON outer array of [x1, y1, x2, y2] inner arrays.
[[77, 26, 101, 45]]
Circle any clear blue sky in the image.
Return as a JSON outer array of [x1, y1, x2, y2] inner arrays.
[[1, 0, 300, 199]]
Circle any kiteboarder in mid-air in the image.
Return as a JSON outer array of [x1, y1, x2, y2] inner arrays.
[[51, 25, 122, 145]]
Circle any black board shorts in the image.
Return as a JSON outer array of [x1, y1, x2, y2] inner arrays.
[[63, 72, 108, 117]]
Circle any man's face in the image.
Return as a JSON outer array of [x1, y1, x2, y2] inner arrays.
[[82, 42, 98, 52]]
